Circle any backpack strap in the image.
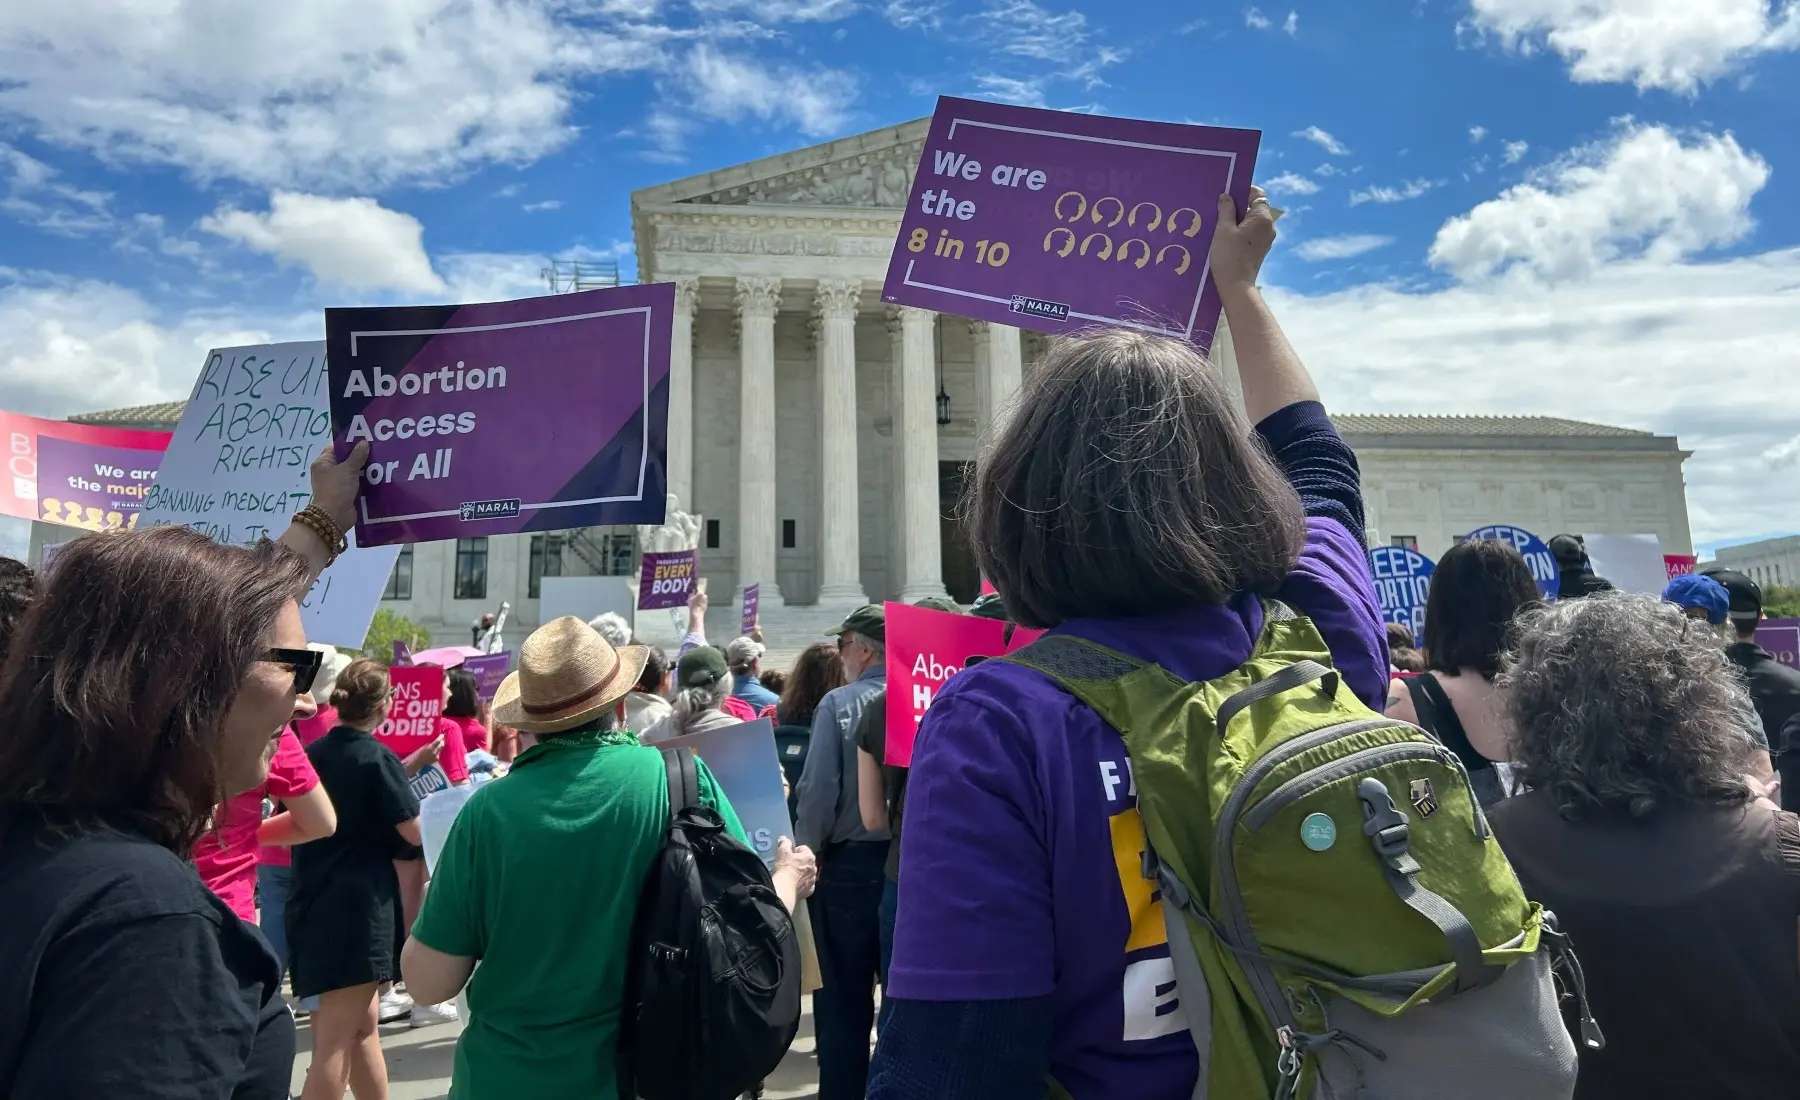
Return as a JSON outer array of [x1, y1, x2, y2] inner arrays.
[[662, 746, 700, 816]]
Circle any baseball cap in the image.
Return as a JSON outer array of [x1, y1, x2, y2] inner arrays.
[[969, 593, 1010, 621], [676, 645, 729, 689], [913, 596, 960, 614], [1700, 567, 1763, 624], [825, 603, 886, 644], [1661, 574, 1730, 626]]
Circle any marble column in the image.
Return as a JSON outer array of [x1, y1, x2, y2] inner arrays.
[[814, 279, 867, 605], [668, 276, 699, 509], [971, 320, 1025, 437], [735, 276, 783, 605], [895, 307, 947, 601]]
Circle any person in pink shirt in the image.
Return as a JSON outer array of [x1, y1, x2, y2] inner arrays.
[[194, 725, 337, 985], [442, 666, 490, 755]]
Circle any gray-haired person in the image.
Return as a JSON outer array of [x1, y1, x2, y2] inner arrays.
[[726, 636, 780, 711], [1488, 593, 1800, 1099], [639, 646, 738, 744]]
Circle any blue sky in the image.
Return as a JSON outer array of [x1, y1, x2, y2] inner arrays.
[[0, 0, 1796, 553]]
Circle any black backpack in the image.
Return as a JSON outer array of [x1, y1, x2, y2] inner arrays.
[[617, 747, 802, 1100]]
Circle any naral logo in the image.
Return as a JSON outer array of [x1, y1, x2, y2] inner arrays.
[[1009, 295, 1070, 321], [460, 498, 521, 521]]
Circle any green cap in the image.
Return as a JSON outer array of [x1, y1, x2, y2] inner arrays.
[[676, 645, 729, 689], [913, 596, 960, 614], [969, 592, 1010, 621], [826, 603, 887, 644]]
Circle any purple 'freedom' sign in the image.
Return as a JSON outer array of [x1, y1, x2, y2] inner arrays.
[[882, 96, 1259, 348], [326, 284, 673, 547], [639, 548, 699, 611]]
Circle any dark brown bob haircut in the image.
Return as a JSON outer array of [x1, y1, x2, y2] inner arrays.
[[331, 658, 392, 725], [1424, 538, 1543, 680], [0, 527, 311, 855], [967, 329, 1305, 629]]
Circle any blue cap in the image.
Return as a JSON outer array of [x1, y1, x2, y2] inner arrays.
[[1662, 574, 1730, 625]]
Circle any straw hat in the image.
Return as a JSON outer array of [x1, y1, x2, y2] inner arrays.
[[491, 616, 650, 735]]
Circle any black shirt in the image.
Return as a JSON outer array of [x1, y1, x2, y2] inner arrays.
[[292, 726, 418, 906], [852, 691, 908, 882], [0, 810, 294, 1099], [1726, 642, 1800, 755]]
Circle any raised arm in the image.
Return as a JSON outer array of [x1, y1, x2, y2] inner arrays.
[[276, 443, 369, 583], [1211, 187, 1317, 424]]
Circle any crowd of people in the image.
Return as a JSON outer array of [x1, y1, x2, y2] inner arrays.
[[2, 186, 1798, 1100]]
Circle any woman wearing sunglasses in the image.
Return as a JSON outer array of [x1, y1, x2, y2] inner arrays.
[[0, 442, 368, 1100]]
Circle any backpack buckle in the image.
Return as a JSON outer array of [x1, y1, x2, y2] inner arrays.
[[1357, 777, 1412, 859]]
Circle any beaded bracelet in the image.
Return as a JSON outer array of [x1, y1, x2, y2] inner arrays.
[[291, 504, 348, 565]]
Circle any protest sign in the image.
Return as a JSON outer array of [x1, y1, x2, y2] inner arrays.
[[741, 583, 759, 636], [1464, 525, 1559, 600], [141, 341, 399, 649], [1367, 546, 1434, 640], [1756, 624, 1800, 670], [0, 409, 169, 524], [1664, 554, 1698, 579], [655, 717, 791, 867], [638, 548, 698, 610], [34, 434, 162, 531], [462, 652, 512, 699], [409, 763, 450, 802], [375, 663, 446, 756], [882, 96, 1259, 348], [326, 284, 673, 546], [393, 639, 415, 665], [885, 602, 1008, 768], [1582, 533, 1666, 595]]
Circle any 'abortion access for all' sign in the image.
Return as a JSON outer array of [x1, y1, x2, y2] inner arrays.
[[326, 284, 673, 546], [882, 96, 1259, 348]]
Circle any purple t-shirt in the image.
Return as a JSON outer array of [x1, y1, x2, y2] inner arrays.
[[888, 517, 1385, 1100]]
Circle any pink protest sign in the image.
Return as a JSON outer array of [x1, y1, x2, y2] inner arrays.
[[639, 548, 698, 610], [0, 409, 169, 525], [885, 602, 1007, 768], [741, 583, 760, 636], [1664, 554, 1698, 580], [375, 664, 445, 757], [882, 96, 1259, 347]]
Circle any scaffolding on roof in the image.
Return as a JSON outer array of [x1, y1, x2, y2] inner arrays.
[[542, 258, 622, 294]]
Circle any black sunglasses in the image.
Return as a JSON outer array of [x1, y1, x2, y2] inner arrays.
[[263, 647, 323, 697]]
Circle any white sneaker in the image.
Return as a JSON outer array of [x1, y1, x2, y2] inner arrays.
[[377, 988, 414, 1023], [410, 1000, 459, 1028]]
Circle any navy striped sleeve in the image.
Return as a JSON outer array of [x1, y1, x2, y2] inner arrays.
[[1254, 400, 1366, 545], [869, 996, 1054, 1100]]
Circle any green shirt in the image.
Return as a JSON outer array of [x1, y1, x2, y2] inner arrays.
[[412, 728, 747, 1100]]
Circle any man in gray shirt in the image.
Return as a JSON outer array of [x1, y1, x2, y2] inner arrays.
[[794, 603, 889, 1100]]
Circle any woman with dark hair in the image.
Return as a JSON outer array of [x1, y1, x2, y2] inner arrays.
[[290, 658, 424, 1100], [623, 643, 673, 733], [869, 190, 1387, 1100], [1490, 593, 1800, 1098], [775, 642, 848, 814], [0, 444, 367, 1099], [1385, 621, 1425, 674], [1385, 538, 1542, 805], [442, 666, 490, 754], [0, 556, 36, 661]]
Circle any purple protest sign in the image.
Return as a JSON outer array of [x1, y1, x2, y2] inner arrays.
[[326, 284, 673, 547], [34, 434, 162, 532], [1756, 624, 1800, 670], [881, 96, 1259, 347], [741, 583, 760, 637], [639, 549, 699, 611], [393, 640, 414, 665], [462, 652, 513, 699]]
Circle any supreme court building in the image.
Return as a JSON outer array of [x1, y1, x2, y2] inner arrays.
[[66, 117, 1697, 654]]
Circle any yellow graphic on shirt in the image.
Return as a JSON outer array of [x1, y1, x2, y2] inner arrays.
[[1109, 807, 1168, 954]]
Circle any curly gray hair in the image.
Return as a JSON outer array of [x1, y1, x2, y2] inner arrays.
[[1499, 592, 1755, 821]]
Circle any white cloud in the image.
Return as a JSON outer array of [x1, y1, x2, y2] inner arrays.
[[973, 74, 1049, 107], [0, 143, 113, 236], [1294, 126, 1350, 155], [689, 0, 855, 19], [1271, 246, 1800, 544], [1265, 170, 1322, 196], [1503, 139, 1530, 164], [1295, 234, 1395, 261], [523, 199, 564, 212], [200, 192, 447, 294], [1283, 9, 1299, 34], [1464, 0, 1800, 94], [0, 0, 676, 190], [1764, 435, 1800, 469], [1245, 7, 1273, 29], [1350, 178, 1438, 204], [1314, 162, 1342, 177], [883, 0, 943, 29], [1470, 125, 1489, 143], [1428, 122, 1769, 282], [681, 45, 859, 136], [975, 0, 1125, 82]]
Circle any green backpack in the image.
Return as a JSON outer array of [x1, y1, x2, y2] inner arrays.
[[1004, 602, 1601, 1100]]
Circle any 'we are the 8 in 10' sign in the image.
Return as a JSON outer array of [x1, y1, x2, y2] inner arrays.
[[882, 96, 1259, 349]]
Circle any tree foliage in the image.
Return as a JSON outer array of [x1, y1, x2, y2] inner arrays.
[[361, 608, 432, 660]]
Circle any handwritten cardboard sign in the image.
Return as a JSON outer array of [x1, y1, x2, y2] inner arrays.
[[1367, 546, 1434, 641], [0, 409, 169, 524], [882, 96, 1259, 346], [639, 548, 699, 610], [1464, 525, 1559, 600], [140, 341, 398, 649], [326, 284, 672, 546], [655, 717, 791, 867]]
